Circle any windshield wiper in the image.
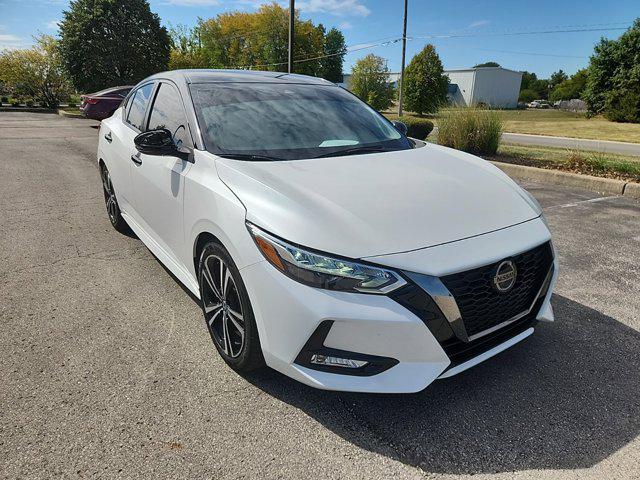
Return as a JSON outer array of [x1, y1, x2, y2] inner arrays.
[[314, 146, 391, 159], [217, 153, 283, 162]]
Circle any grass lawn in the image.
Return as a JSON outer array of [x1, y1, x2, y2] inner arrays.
[[485, 144, 640, 183], [384, 109, 640, 144]]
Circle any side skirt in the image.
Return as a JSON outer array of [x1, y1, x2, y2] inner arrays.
[[121, 211, 201, 299]]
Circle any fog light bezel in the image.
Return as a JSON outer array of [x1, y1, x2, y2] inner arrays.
[[294, 320, 399, 377]]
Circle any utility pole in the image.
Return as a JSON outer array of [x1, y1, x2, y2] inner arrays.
[[397, 0, 408, 116], [288, 0, 295, 73]]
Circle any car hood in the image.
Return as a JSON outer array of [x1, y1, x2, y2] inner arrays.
[[214, 144, 540, 259]]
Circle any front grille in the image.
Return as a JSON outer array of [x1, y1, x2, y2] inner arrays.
[[440, 242, 553, 338], [440, 299, 542, 367]]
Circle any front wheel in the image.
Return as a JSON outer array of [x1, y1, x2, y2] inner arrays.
[[198, 241, 265, 372]]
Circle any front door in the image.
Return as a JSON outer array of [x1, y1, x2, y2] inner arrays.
[[108, 82, 154, 213], [129, 81, 194, 262]]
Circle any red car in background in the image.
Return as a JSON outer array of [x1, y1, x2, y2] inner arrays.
[[80, 86, 132, 120]]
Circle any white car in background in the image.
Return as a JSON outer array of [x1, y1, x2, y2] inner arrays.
[[97, 70, 557, 393]]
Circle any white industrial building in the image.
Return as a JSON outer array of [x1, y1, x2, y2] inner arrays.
[[446, 67, 523, 109], [339, 66, 523, 109]]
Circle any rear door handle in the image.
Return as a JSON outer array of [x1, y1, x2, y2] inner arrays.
[[130, 154, 142, 165], [104, 132, 112, 143]]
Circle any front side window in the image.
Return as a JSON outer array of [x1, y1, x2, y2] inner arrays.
[[190, 83, 410, 160], [126, 83, 154, 131], [148, 82, 192, 149]]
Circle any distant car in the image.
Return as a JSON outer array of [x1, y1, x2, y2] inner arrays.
[[528, 100, 550, 109], [80, 86, 132, 120]]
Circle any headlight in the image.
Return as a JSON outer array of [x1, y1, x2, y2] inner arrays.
[[247, 223, 406, 294]]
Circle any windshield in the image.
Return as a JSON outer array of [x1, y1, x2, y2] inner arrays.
[[190, 82, 411, 160]]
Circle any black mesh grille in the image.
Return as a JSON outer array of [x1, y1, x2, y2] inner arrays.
[[440, 242, 553, 337], [440, 302, 541, 367]]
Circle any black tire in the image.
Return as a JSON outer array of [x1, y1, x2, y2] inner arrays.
[[198, 240, 265, 372], [100, 163, 129, 234]]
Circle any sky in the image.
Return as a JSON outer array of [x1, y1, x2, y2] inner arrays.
[[0, 0, 637, 78]]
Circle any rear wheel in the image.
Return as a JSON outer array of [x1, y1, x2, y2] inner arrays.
[[100, 163, 129, 233], [198, 241, 265, 372]]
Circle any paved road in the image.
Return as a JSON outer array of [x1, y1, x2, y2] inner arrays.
[[1, 112, 639, 479], [502, 132, 640, 156], [430, 126, 640, 156]]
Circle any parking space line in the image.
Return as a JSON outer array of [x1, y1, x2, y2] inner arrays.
[[545, 195, 621, 210]]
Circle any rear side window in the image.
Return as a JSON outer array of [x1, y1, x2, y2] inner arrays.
[[148, 82, 192, 149], [126, 83, 154, 131]]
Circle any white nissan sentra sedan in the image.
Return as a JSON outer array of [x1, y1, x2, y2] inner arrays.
[[98, 70, 557, 393]]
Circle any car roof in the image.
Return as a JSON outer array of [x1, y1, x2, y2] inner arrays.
[[92, 85, 133, 96], [145, 69, 335, 85]]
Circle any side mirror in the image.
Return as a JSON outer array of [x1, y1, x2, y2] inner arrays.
[[391, 120, 408, 136], [134, 128, 191, 161]]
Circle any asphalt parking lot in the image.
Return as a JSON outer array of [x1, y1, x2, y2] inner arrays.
[[1, 112, 639, 480]]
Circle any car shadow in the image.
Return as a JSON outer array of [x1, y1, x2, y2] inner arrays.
[[241, 294, 640, 475]]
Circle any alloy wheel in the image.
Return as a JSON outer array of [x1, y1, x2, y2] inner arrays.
[[201, 254, 246, 358], [101, 167, 118, 225]]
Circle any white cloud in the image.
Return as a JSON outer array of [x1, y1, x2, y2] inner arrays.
[[163, 0, 220, 5], [0, 33, 23, 49], [297, 0, 369, 16], [238, 0, 369, 16], [468, 19, 490, 28], [338, 21, 353, 30], [45, 19, 60, 30]]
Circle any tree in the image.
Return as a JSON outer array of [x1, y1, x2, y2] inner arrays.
[[349, 54, 395, 111], [549, 69, 587, 102], [0, 35, 72, 108], [549, 69, 568, 90], [520, 71, 538, 91], [518, 89, 538, 103], [185, 4, 326, 76], [473, 61, 500, 68], [519, 71, 549, 100], [403, 44, 448, 115], [583, 19, 640, 121], [321, 27, 346, 82], [168, 23, 207, 70], [59, 0, 170, 92]]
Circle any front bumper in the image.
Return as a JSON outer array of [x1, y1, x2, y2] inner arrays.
[[240, 217, 557, 393]]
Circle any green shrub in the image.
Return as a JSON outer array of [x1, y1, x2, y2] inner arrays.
[[518, 88, 538, 103], [396, 117, 434, 139], [1, 96, 8, 103], [438, 107, 503, 155], [604, 86, 640, 123]]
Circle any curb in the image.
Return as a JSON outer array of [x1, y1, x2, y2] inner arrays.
[[0, 107, 56, 113], [57, 109, 83, 118], [490, 161, 640, 200], [623, 182, 640, 200]]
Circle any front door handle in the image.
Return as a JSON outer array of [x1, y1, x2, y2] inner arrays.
[[130, 154, 142, 166], [104, 132, 112, 143]]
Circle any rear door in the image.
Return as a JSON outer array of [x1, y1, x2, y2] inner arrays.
[[129, 81, 194, 261], [107, 82, 155, 215]]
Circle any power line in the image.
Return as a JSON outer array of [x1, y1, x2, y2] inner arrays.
[[462, 47, 587, 59], [223, 22, 633, 70], [410, 26, 629, 40], [231, 37, 402, 70]]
